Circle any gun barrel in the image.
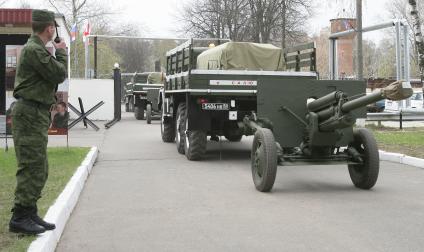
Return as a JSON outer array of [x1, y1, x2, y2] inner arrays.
[[307, 91, 342, 112], [341, 91, 384, 113]]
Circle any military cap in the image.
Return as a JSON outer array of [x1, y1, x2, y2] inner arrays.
[[32, 9, 59, 27]]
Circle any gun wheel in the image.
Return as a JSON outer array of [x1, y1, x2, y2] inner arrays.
[[146, 104, 152, 124], [251, 128, 277, 192], [348, 128, 379, 190]]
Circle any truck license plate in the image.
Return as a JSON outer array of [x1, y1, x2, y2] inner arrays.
[[202, 103, 229, 110]]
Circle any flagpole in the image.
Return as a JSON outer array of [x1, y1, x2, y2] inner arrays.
[[84, 36, 89, 79], [72, 23, 78, 78]]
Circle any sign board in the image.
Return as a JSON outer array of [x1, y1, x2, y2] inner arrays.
[[2, 45, 69, 136]]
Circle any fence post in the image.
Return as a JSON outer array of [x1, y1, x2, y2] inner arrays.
[[399, 111, 403, 130]]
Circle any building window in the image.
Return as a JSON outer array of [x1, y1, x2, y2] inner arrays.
[[6, 56, 17, 68]]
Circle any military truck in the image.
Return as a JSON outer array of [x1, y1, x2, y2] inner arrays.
[[161, 39, 318, 160], [145, 72, 165, 124], [124, 72, 164, 120]]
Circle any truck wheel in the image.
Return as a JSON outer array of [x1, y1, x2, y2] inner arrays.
[[146, 104, 152, 124], [129, 97, 135, 112], [134, 104, 145, 120], [184, 119, 207, 161], [251, 128, 277, 192], [348, 128, 379, 190], [161, 106, 175, 143], [175, 103, 186, 154], [225, 134, 243, 142]]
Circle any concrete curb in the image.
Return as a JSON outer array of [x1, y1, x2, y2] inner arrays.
[[27, 146, 99, 252], [379, 150, 424, 169]]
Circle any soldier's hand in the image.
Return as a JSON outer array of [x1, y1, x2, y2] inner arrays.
[[53, 39, 67, 50]]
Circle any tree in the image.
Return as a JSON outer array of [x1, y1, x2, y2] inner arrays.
[[408, 0, 424, 96], [107, 23, 154, 73], [387, 0, 423, 79], [375, 38, 397, 79], [362, 40, 379, 78], [179, 0, 312, 47], [47, 0, 115, 77], [314, 28, 330, 79]]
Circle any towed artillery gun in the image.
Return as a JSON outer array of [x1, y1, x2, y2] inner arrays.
[[124, 72, 165, 121], [246, 80, 412, 192]]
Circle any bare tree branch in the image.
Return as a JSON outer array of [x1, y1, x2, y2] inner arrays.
[[178, 0, 312, 46]]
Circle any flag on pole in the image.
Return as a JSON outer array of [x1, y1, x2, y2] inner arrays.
[[70, 23, 77, 42], [82, 21, 91, 43]]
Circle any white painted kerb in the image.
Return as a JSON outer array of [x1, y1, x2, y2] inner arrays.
[[379, 150, 424, 169], [27, 146, 99, 252]]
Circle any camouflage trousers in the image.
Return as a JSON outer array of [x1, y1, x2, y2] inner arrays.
[[11, 101, 50, 208]]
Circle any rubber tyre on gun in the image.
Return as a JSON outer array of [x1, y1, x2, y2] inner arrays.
[[251, 128, 278, 192], [134, 103, 145, 120], [175, 103, 186, 154], [348, 128, 379, 190], [184, 117, 207, 161], [146, 104, 152, 124], [161, 103, 175, 143]]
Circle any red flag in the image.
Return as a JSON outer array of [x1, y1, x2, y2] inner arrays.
[[82, 21, 91, 43]]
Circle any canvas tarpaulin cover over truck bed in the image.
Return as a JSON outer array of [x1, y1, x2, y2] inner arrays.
[[196, 42, 285, 71], [148, 72, 165, 84]]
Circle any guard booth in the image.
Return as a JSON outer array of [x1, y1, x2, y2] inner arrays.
[[0, 8, 71, 136]]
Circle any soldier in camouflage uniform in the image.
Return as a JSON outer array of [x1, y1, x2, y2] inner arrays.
[[9, 9, 67, 235]]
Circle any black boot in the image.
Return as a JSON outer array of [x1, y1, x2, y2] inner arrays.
[[9, 205, 46, 235], [30, 206, 56, 230]]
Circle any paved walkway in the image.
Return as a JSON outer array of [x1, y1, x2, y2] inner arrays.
[[56, 112, 424, 252]]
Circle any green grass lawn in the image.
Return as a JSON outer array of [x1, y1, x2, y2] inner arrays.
[[0, 147, 90, 252], [367, 126, 424, 158]]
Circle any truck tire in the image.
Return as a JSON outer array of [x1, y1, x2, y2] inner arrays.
[[225, 134, 243, 142], [348, 128, 379, 189], [175, 103, 186, 154], [146, 104, 152, 124], [184, 119, 207, 161], [129, 97, 135, 112], [161, 105, 175, 143], [251, 128, 277, 192], [134, 103, 145, 120]]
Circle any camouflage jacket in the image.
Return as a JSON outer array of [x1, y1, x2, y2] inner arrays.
[[13, 35, 67, 106]]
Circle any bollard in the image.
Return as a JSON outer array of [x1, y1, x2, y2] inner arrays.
[[399, 111, 403, 130], [105, 63, 122, 129]]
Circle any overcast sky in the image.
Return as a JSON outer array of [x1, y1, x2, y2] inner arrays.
[[6, 0, 394, 42]]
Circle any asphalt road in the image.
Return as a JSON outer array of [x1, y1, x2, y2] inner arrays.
[[57, 112, 424, 252]]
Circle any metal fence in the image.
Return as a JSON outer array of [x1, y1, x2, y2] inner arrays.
[[366, 109, 424, 129]]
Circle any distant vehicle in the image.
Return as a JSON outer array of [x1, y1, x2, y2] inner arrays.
[[410, 92, 423, 109], [367, 99, 385, 112]]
